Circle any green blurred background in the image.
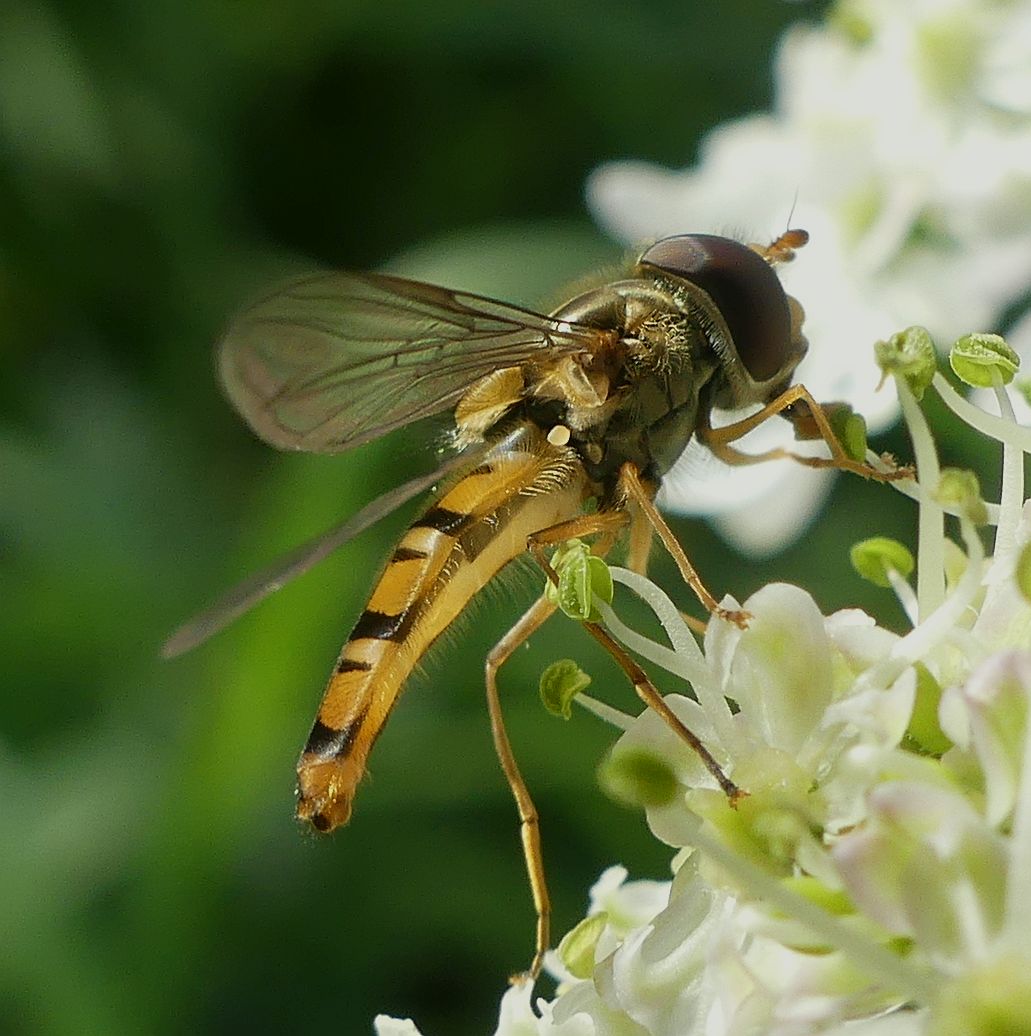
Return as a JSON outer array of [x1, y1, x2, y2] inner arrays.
[[0, 2, 956, 1033]]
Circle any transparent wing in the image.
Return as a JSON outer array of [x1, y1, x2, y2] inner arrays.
[[219, 271, 601, 452], [162, 448, 479, 657]]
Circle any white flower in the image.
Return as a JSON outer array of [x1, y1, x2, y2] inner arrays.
[[374, 332, 1031, 1032], [374, 1016, 425, 1036], [468, 327, 1031, 1036], [588, 0, 1031, 553]]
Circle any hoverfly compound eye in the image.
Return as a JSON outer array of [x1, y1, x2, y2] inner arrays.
[[639, 234, 795, 383]]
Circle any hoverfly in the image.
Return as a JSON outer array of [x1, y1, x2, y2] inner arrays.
[[166, 229, 894, 978]]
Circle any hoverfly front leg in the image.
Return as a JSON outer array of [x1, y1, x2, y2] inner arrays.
[[699, 383, 911, 483]]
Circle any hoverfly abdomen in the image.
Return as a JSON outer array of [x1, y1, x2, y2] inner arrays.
[[295, 422, 591, 833]]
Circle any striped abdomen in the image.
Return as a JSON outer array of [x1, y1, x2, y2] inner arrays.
[[296, 424, 590, 832]]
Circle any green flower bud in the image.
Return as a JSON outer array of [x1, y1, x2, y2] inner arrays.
[[829, 1, 874, 45], [905, 663, 952, 756], [557, 912, 608, 979], [689, 749, 814, 877], [943, 537, 968, 591], [781, 875, 853, 916], [539, 659, 591, 719], [950, 333, 1019, 388], [545, 540, 614, 622], [932, 954, 1031, 1036], [935, 468, 988, 525], [836, 408, 869, 463], [874, 326, 937, 400], [1016, 541, 1031, 604], [814, 403, 869, 462], [599, 748, 678, 808], [850, 537, 916, 588]]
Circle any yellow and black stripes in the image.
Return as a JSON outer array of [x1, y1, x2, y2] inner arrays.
[[295, 423, 592, 833], [418, 504, 475, 536]]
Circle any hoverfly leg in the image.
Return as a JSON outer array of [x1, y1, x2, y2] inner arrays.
[[623, 507, 708, 635], [699, 384, 910, 483], [581, 620, 741, 801], [624, 510, 715, 635], [526, 512, 741, 804], [625, 506, 653, 576], [618, 463, 750, 630], [525, 509, 629, 589], [526, 510, 629, 551], [492, 510, 630, 982], [484, 594, 558, 984]]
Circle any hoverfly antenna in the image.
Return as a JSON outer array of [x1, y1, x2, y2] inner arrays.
[[755, 227, 809, 266], [786, 190, 800, 235]]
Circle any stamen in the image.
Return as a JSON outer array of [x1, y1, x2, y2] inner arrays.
[[604, 568, 740, 754], [991, 370, 1024, 568], [854, 507, 986, 694], [896, 377, 946, 618], [1003, 664, 1031, 948], [934, 373, 1031, 453], [574, 693, 635, 731], [888, 568, 920, 627]]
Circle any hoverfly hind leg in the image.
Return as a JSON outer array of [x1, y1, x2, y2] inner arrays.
[[488, 511, 632, 983], [484, 594, 558, 983]]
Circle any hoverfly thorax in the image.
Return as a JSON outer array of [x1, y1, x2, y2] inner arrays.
[[451, 232, 811, 490]]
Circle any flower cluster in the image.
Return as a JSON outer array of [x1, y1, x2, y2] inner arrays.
[[376, 326, 1031, 1035], [374, 4, 1031, 1029], [588, 0, 1031, 553]]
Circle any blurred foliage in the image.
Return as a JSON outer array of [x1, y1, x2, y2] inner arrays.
[[3, 1, 980, 1034]]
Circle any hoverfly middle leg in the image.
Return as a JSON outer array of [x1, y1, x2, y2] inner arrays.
[[624, 503, 653, 576], [579, 620, 740, 800], [621, 507, 708, 636], [618, 463, 750, 630], [699, 383, 910, 483]]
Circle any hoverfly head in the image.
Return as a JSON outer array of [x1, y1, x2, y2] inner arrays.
[[638, 233, 809, 408]]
